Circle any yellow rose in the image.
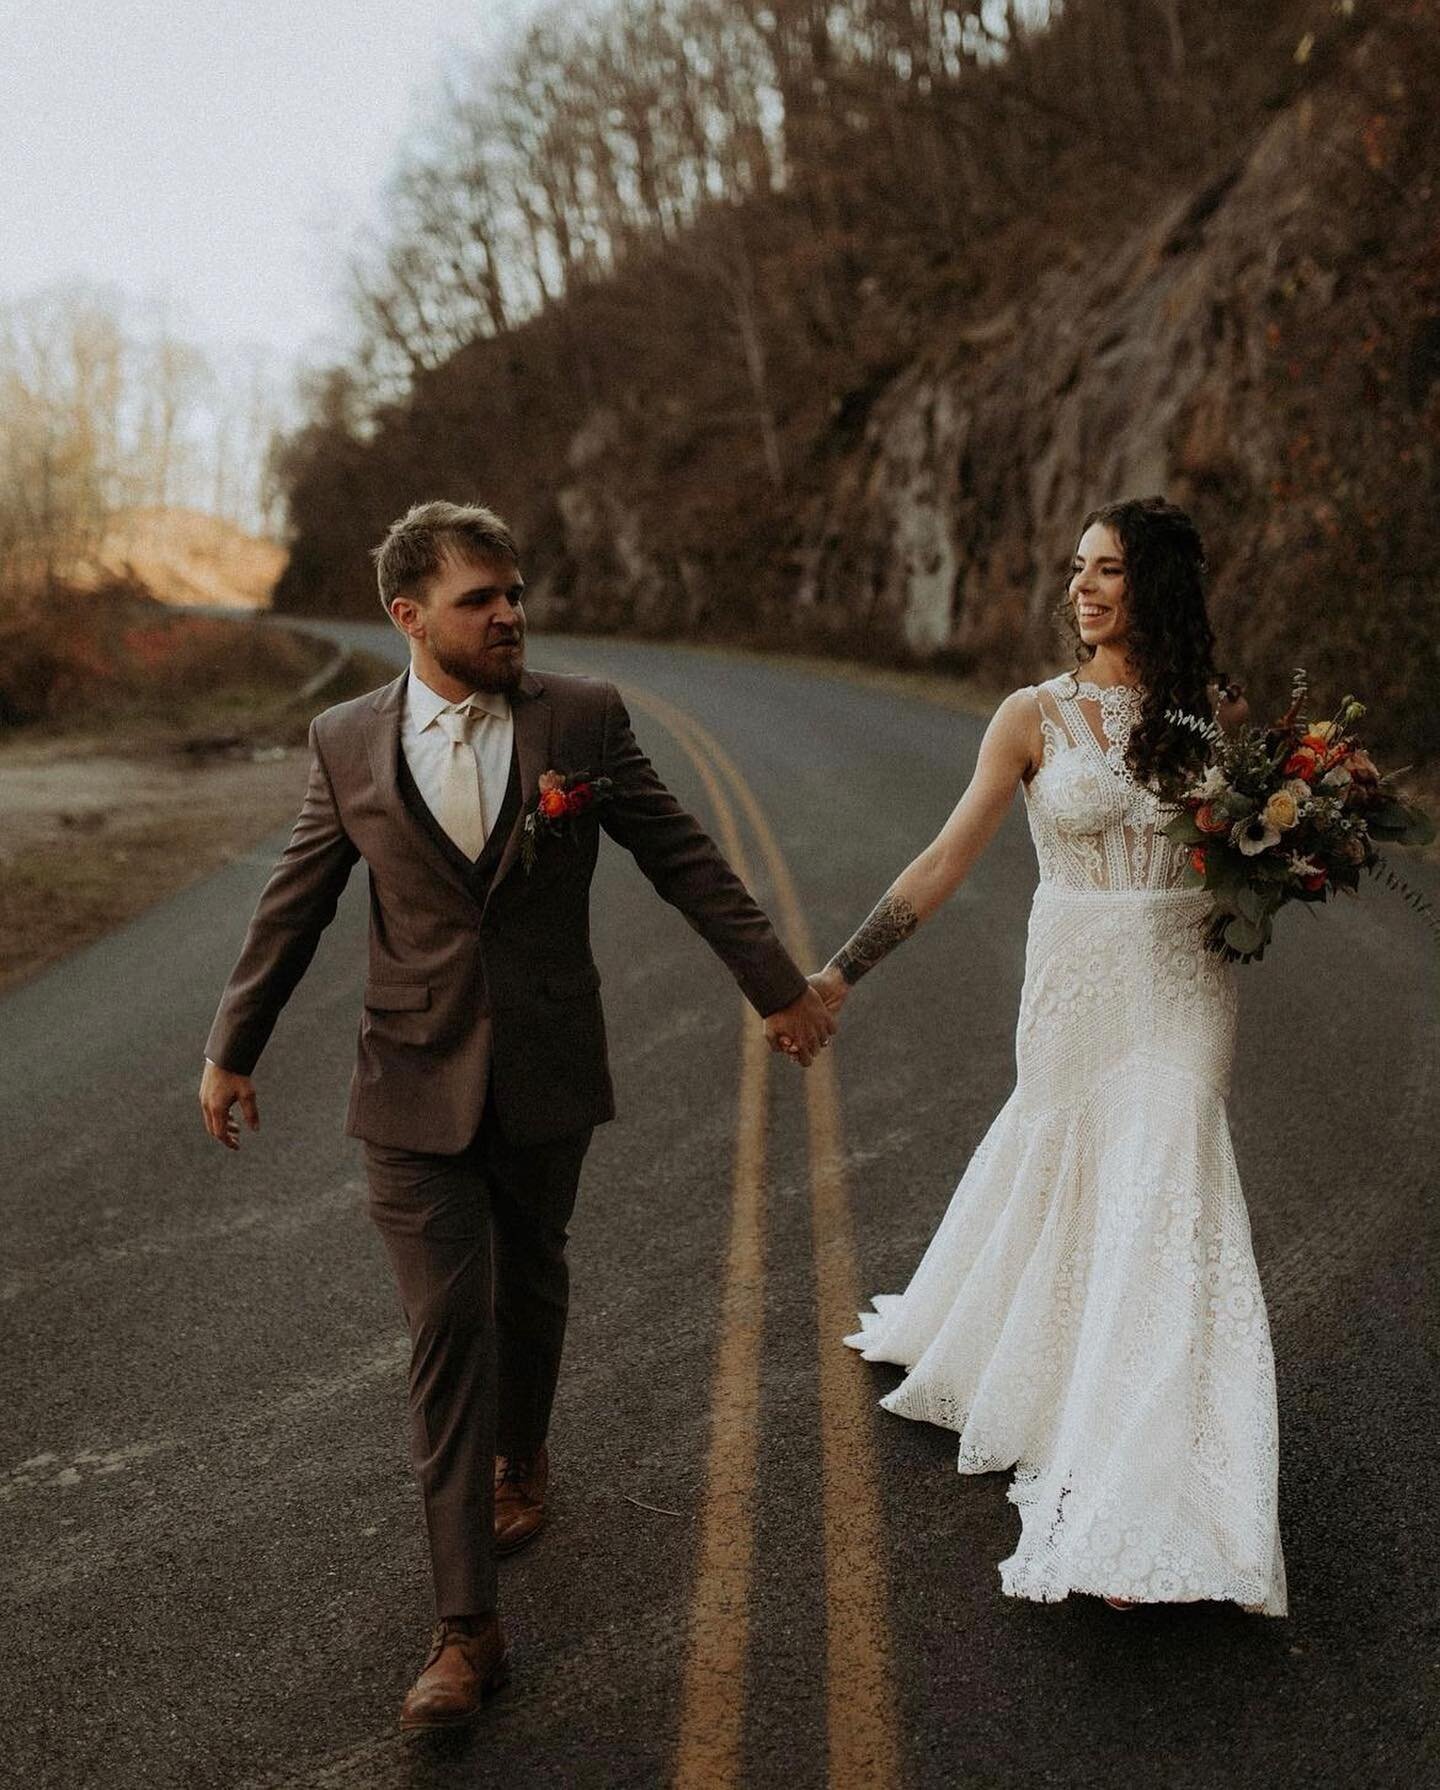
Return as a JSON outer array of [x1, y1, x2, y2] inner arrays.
[[1262, 790, 1299, 831], [1307, 721, 1338, 742]]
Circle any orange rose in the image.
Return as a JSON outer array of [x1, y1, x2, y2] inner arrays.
[[1194, 803, 1231, 836], [1302, 870, 1326, 892], [540, 788, 570, 818], [1282, 749, 1319, 781], [1188, 846, 1208, 875]]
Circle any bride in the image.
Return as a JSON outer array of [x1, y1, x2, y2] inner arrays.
[[809, 496, 1287, 1615]]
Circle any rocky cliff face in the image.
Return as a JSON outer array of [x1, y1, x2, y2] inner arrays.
[[272, 21, 1437, 763], [789, 32, 1437, 724], [542, 28, 1438, 747]]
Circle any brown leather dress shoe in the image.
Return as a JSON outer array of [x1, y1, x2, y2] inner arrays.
[[494, 1444, 548, 1555], [399, 1614, 510, 1734]]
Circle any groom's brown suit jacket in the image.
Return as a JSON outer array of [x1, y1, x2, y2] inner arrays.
[[205, 667, 808, 1152]]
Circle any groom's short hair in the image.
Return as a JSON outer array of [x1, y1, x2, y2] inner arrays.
[[372, 501, 520, 612]]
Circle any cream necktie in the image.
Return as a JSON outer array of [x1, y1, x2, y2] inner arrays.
[[435, 703, 488, 860]]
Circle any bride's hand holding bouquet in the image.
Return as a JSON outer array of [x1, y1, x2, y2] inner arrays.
[[1162, 669, 1435, 962]]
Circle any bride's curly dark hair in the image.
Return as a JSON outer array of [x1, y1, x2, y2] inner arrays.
[[1057, 495, 1229, 792]]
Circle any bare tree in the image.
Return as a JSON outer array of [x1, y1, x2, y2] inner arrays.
[[0, 286, 126, 587]]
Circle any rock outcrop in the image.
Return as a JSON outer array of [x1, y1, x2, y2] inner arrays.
[[275, 21, 1438, 762], [543, 28, 1438, 747]]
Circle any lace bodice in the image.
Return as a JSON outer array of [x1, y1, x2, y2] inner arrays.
[[1022, 674, 1185, 893]]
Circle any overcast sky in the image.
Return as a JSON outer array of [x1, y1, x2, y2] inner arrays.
[[0, 0, 545, 368]]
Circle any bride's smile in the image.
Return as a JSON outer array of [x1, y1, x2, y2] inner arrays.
[[1068, 522, 1129, 650]]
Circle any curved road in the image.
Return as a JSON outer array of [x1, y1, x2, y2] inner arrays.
[[2, 625, 1434, 1788]]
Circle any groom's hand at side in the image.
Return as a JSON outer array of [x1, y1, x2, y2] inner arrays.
[[199, 1060, 260, 1151], [762, 985, 837, 1068]]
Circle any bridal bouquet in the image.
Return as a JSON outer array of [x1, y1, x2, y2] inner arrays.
[[1161, 672, 1434, 962]]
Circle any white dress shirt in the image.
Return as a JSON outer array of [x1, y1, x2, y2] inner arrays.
[[401, 668, 515, 852]]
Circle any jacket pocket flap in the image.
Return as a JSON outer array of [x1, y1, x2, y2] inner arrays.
[[545, 965, 602, 1000], [364, 981, 430, 1011]]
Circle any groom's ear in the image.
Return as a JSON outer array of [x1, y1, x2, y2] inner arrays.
[[388, 594, 425, 640]]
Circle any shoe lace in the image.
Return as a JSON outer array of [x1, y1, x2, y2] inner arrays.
[[427, 1616, 484, 1664], [497, 1456, 534, 1487]]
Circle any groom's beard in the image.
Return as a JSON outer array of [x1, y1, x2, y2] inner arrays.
[[432, 627, 526, 694]]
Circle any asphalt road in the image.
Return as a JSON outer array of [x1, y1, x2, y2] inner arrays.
[[2, 625, 1435, 1790]]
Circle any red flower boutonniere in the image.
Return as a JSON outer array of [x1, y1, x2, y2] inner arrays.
[[520, 768, 613, 871]]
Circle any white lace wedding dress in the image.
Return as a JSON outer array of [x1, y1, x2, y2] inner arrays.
[[846, 673, 1287, 1614]]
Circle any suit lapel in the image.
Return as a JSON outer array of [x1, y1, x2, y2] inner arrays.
[[364, 671, 473, 897], [485, 672, 553, 907]]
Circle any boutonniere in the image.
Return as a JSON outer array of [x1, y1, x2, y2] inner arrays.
[[520, 769, 614, 872]]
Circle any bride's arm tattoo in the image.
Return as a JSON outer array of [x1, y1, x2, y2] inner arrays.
[[829, 890, 919, 986]]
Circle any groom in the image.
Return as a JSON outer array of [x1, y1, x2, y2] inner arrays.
[[198, 501, 834, 1732]]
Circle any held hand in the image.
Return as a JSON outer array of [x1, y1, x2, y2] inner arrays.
[[199, 1061, 260, 1152], [763, 985, 838, 1068], [808, 964, 849, 1017]]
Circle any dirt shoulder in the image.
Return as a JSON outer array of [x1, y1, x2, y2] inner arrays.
[[0, 648, 393, 994]]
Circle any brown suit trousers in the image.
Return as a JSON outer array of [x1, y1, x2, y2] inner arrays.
[[365, 1096, 591, 1617]]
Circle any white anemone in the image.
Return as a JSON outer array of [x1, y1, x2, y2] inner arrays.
[[1234, 818, 1281, 856]]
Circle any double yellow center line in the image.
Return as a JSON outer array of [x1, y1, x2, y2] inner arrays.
[[620, 685, 900, 1790]]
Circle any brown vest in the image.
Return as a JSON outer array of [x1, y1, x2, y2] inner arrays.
[[394, 739, 523, 903]]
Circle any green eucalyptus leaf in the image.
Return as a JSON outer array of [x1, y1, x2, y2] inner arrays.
[[1235, 884, 1267, 923], [1224, 915, 1265, 954]]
